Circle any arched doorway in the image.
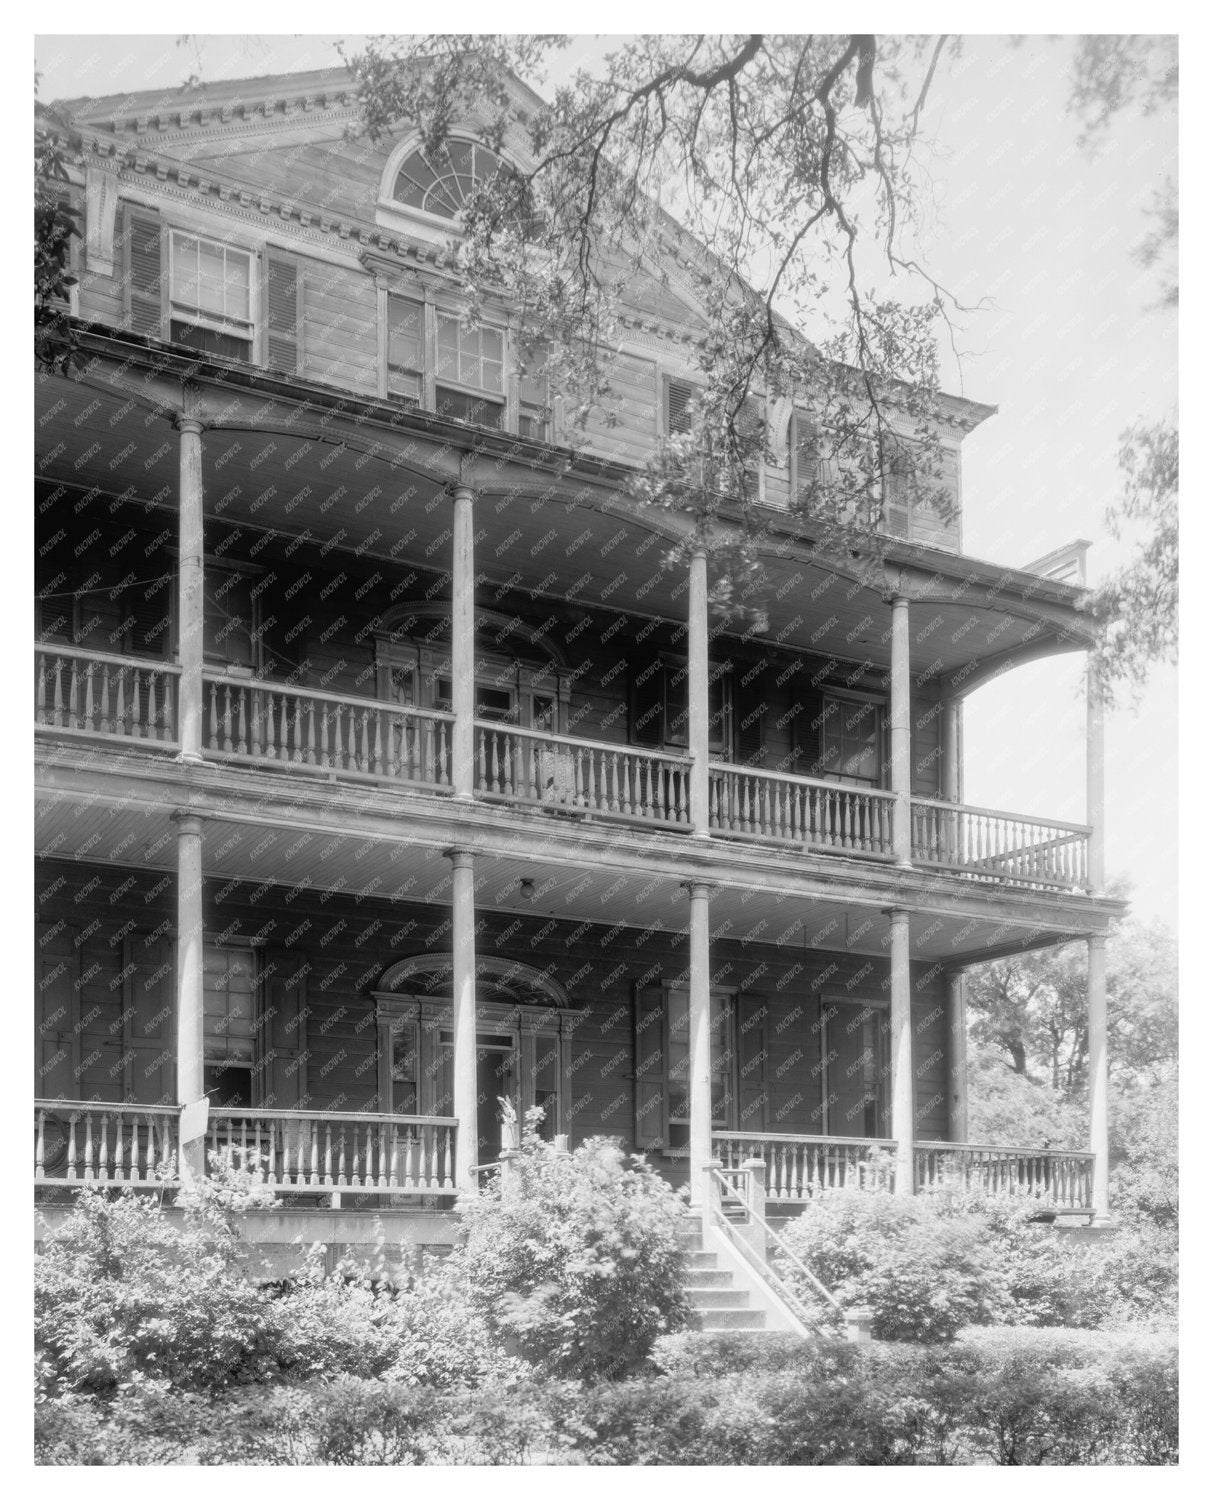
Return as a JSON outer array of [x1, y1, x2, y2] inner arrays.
[[372, 955, 578, 1162]]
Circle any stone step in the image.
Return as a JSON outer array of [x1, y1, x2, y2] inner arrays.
[[693, 1308, 767, 1332], [684, 1267, 732, 1287], [687, 1288, 750, 1309], [683, 1250, 718, 1270]]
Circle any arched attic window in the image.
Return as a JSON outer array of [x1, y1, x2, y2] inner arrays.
[[393, 140, 513, 220]]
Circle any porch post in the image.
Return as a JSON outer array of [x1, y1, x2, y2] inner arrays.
[[173, 811, 206, 1186], [175, 414, 205, 762], [941, 697, 962, 804], [1086, 662, 1105, 893], [1087, 933, 1111, 1224], [889, 594, 912, 865], [688, 544, 710, 836], [946, 970, 969, 1142], [450, 476, 476, 799], [448, 847, 478, 1193], [686, 880, 713, 1204], [888, 907, 915, 1194]]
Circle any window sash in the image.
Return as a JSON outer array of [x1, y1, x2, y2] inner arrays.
[[170, 232, 253, 338]]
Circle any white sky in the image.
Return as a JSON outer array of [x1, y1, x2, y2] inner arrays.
[[30, 27, 1180, 927]]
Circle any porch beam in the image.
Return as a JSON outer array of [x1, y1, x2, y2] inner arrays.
[[888, 907, 915, 1193], [175, 414, 205, 763], [889, 594, 912, 865], [173, 810, 205, 1186], [448, 846, 478, 1193]]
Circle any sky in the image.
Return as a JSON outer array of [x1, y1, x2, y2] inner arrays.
[[30, 29, 1180, 928]]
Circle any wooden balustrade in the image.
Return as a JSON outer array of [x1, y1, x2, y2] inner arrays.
[[475, 722, 692, 826], [207, 1110, 458, 1197], [712, 1131, 897, 1200], [911, 798, 1090, 889], [34, 646, 179, 746], [202, 674, 453, 790], [34, 1100, 179, 1185], [914, 1142, 1095, 1209], [710, 767, 896, 856]]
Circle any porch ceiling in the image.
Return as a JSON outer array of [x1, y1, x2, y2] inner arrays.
[[37, 353, 1093, 686], [35, 764, 1110, 967]]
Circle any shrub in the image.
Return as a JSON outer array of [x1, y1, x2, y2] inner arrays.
[[450, 1117, 690, 1379], [774, 1189, 1011, 1341]]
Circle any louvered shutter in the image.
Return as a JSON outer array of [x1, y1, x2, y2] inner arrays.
[[882, 452, 910, 539], [124, 207, 164, 337], [125, 934, 175, 1104], [37, 920, 78, 1100], [790, 410, 821, 506], [125, 579, 171, 658], [737, 655, 768, 766], [265, 253, 300, 375], [738, 397, 765, 501], [634, 987, 667, 1150], [737, 996, 769, 1132], [665, 376, 695, 435], [261, 948, 309, 1108], [631, 659, 665, 746]]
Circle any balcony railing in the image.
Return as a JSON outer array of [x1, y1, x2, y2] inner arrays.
[[34, 1100, 180, 1185], [35, 650, 1093, 891], [912, 797, 1090, 890], [710, 765, 896, 857], [475, 721, 692, 827], [207, 1109, 458, 1197], [713, 1130, 1094, 1210], [35, 645, 179, 747], [202, 673, 454, 791]]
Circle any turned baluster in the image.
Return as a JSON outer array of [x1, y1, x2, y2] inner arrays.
[[442, 1126, 454, 1190], [83, 659, 95, 733], [35, 1109, 45, 1177], [112, 1112, 125, 1181], [53, 655, 66, 727], [82, 1111, 95, 1180]]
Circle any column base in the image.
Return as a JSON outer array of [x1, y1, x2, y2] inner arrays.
[[174, 751, 204, 765]]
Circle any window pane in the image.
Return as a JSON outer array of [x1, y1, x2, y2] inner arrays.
[[174, 234, 200, 305], [388, 296, 425, 371]]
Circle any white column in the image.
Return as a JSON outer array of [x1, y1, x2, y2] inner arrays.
[[941, 697, 962, 804], [890, 594, 912, 865], [450, 481, 476, 798], [176, 416, 205, 762], [946, 970, 969, 1142], [888, 907, 915, 1194], [687, 881, 713, 1205], [1088, 934, 1111, 1224], [1086, 663, 1105, 893], [688, 546, 710, 836], [174, 811, 205, 1186], [449, 847, 478, 1193]]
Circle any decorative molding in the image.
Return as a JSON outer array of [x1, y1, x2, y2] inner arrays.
[[376, 952, 572, 1009], [84, 163, 119, 276]]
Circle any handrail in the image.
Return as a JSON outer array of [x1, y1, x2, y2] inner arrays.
[[208, 1108, 457, 1127], [473, 718, 691, 763], [713, 1130, 897, 1148], [34, 1097, 179, 1115], [202, 671, 455, 722], [36, 643, 182, 674], [910, 794, 1091, 835], [712, 763, 898, 800], [707, 1168, 841, 1326], [916, 1139, 1094, 1161]]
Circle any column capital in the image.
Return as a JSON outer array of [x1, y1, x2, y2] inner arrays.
[[173, 414, 207, 437], [445, 845, 476, 869], [883, 905, 911, 923], [1087, 931, 1108, 953], [679, 880, 717, 900], [171, 810, 205, 836]]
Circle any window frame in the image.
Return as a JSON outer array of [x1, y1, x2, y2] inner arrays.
[[813, 686, 888, 789], [633, 653, 734, 758], [167, 228, 257, 357]]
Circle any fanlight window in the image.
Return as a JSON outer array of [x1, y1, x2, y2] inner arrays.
[[393, 141, 511, 220]]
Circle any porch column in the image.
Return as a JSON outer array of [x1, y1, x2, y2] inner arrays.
[[941, 697, 962, 803], [889, 594, 912, 865], [450, 478, 476, 798], [946, 970, 969, 1142], [448, 847, 478, 1193], [173, 811, 205, 1186], [1086, 662, 1105, 893], [175, 415, 205, 762], [688, 544, 710, 835], [888, 907, 915, 1194], [1087, 934, 1111, 1224], [686, 880, 713, 1205]]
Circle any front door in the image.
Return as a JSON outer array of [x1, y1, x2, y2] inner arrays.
[[823, 1000, 891, 1138], [475, 1034, 517, 1160]]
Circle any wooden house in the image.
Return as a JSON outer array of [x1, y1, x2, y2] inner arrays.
[[34, 66, 1119, 1285]]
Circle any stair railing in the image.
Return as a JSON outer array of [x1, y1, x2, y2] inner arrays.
[[706, 1165, 844, 1336]]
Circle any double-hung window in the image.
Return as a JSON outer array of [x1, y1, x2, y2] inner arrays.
[[435, 312, 505, 428], [387, 294, 425, 407], [169, 231, 254, 360]]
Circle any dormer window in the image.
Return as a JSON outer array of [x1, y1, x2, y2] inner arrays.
[[393, 141, 511, 221]]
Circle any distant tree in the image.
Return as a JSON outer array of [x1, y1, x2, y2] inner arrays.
[[964, 1043, 1087, 1151], [34, 78, 82, 374]]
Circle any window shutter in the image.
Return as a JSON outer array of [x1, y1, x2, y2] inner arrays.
[[737, 397, 765, 500], [125, 580, 171, 658], [631, 659, 665, 747], [261, 948, 308, 1109], [125, 934, 175, 1104], [790, 410, 821, 505], [37, 920, 78, 1100], [882, 453, 910, 539], [737, 996, 769, 1132], [665, 376, 695, 436], [124, 206, 163, 338], [634, 986, 667, 1150], [737, 656, 768, 766], [265, 253, 300, 375]]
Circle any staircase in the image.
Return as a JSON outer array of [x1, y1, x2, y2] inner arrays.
[[680, 1220, 771, 1332]]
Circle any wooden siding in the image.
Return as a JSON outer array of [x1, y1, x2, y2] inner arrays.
[[36, 859, 950, 1150]]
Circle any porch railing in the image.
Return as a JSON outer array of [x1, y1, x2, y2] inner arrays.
[[207, 1109, 458, 1197], [34, 1100, 180, 1185], [911, 798, 1090, 890], [35, 645, 179, 747], [712, 1131, 897, 1200], [475, 721, 693, 826], [710, 766, 896, 857], [913, 1141, 1094, 1209], [202, 674, 454, 791]]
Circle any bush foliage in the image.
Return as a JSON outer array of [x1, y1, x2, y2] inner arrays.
[[449, 1118, 690, 1379]]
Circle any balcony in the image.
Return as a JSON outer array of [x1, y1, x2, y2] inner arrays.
[[35, 646, 1091, 894]]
